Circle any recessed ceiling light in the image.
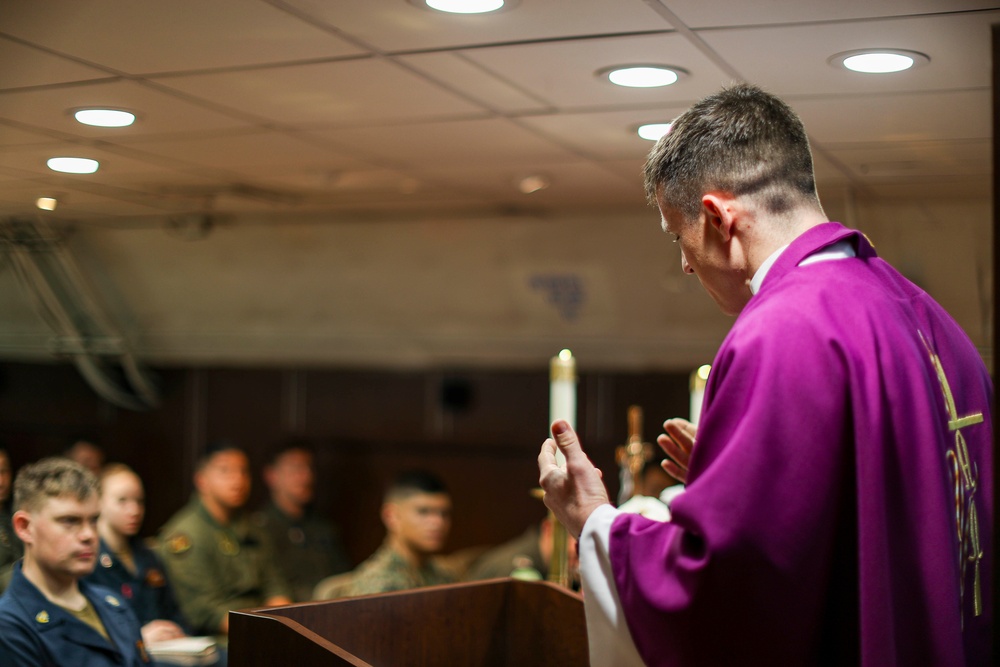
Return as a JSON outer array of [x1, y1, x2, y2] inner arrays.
[[637, 123, 672, 141], [73, 108, 136, 127], [422, 0, 506, 14], [600, 65, 686, 88], [36, 197, 58, 211], [47, 157, 99, 174], [517, 174, 550, 194], [829, 49, 929, 74]]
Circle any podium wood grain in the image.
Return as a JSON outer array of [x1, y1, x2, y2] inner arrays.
[[229, 579, 589, 666]]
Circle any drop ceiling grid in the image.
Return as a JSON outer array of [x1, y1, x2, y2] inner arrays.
[[274, 0, 676, 53], [659, 0, 1000, 28], [455, 32, 737, 110], [0, 36, 114, 90], [694, 11, 1000, 96], [0, 80, 259, 139], [152, 57, 492, 127], [0, 0, 368, 74]]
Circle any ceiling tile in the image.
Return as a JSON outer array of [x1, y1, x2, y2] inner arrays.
[[280, 0, 673, 52], [794, 90, 991, 144], [0, 121, 63, 148], [662, 0, 1000, 28], [459, 32, 735, 109], [697, 11, 1000, 95], [397, 52, 551, 114], [121, 129, 375, 173], [0, 37, 112, 90], [828, 138, 990, 179], [305, 117, 582, 169], [156, 58, 485, 125], [517, 106, 691, 160], [0, 80, 257, 139], [0, 0, 366, 74]]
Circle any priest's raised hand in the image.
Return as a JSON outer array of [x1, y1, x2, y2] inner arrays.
[[538, 420, 611, 539], [657, 417, 696, 484]]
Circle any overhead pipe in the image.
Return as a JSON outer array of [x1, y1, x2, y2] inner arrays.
[[0, 218, 160, 410]]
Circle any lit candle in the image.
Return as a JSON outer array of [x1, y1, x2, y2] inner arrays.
[[690, 364, 710, 426], [548, 348, 577, 587], [549, 349, 577, 467]]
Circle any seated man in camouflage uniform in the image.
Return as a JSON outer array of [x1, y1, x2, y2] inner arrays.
[[343, 470, 454, 597], [158, 442, 291, 636], [253, 441, 351, 602]]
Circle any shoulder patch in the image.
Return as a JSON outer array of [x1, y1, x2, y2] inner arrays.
[[166, 533, 192, 555], [145, 568, 166, 588]]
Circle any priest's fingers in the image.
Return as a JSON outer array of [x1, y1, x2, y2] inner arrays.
[[657, 430, 690, 460], [661, 458, 687, 485], [662, 418, 696, 451], [539, 421, 612, 537], [657, 432, 690, 483], [550, 420, 590, 469], [538, 438, 563, 480]]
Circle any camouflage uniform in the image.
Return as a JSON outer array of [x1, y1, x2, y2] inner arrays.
[[343, 541, 454, 597], [252, 502, 351, 602], [158, 496, 290, 635]]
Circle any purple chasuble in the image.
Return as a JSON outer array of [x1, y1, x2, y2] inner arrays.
[[610, 222, 993, 666]]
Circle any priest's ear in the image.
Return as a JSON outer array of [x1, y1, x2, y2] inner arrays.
[[701, 193, 737, 242]]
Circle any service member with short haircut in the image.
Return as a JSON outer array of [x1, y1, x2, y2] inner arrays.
[[158, 442, 291, 636], [0, 457, 151, 666], [253, 441, 351, 602], [344, 469, 454, 597]]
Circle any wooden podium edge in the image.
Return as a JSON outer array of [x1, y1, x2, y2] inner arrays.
[[228, 608, 369, 666]]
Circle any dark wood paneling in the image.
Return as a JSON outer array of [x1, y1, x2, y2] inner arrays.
[[0, 360, 689, 568], [302, 370, 427, 440]]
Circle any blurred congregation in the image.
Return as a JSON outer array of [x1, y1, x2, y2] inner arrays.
[[0, 360, 691, 653]]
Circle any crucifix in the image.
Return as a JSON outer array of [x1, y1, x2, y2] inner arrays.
[[615, 405, 653, 505]]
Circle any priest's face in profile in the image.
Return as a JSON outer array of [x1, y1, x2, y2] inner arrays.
[[383, 491, 452, 556], [658, 195, 753, 316]]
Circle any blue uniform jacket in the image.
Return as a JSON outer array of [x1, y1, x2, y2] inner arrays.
[[0, 561, 151, 666], [84, 537, 189, 631]]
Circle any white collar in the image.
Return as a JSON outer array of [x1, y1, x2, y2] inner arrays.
[[749, 239, 856, 295]]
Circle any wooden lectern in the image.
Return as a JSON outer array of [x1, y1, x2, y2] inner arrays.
[[229, 579, 589, 666]]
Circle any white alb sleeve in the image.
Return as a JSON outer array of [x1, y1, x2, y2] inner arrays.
[[579, 503, 647, 667]]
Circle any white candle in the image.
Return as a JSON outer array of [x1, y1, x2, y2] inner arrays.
[[549, 349, 577, 467], [690, 364, 710, 426]]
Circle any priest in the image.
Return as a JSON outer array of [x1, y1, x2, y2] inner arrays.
[[538, 83, 993, 666]]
